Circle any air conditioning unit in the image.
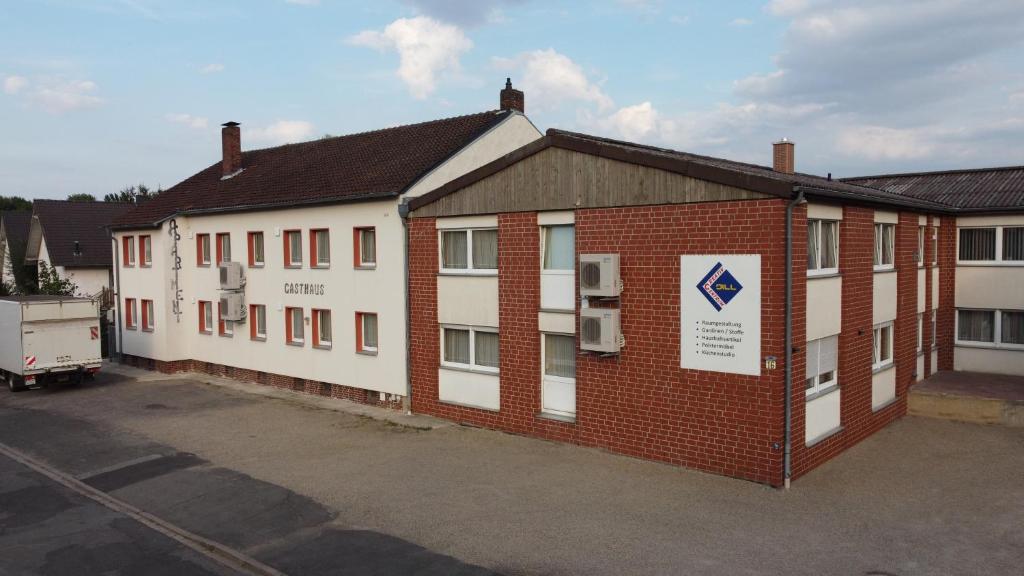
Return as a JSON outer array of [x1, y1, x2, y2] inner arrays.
[[219, 292, 246, 321], [580, 308, 622, 353], [219, 261, 245, 290], [580, 253, 621, 297]]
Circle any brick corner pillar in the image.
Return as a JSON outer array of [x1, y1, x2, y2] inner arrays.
[[407, 217, 439, 414], [894, 213, 918, 410], [937, 217, 957, 371]]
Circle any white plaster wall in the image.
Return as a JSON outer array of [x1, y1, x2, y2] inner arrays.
[[956, 214, 1024, 227], [956, 267, 1024, 310], [873, 271, 898, 325], [807, 203, 843, 221], [805, 388, 840, 444], [931, 268, 939, 309], [404, 114, 542, 199], [806, 275, 842, 341], [64, 268, 111, 298], [930, 353, 938, 374], [438, 275, 499, 327], [872, 367, 896, 409], [874, 210, 899, 224], [954, 347, 1024, 376], [538, 311, 574, 334], [916, 354, 925, 381], [917, 268, 926, 313], [438, 368, 500, 410]]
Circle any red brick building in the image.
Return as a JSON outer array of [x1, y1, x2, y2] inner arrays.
[[406, 130, 961, 486]]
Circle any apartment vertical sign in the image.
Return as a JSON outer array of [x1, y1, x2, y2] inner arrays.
[[680, 255, 761, 375]]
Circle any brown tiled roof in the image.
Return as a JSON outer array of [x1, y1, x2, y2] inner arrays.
[[113, 110, 517, 229], [33, 200, 134, 268], [843, 166, 1024, 211], [2, 210, 32, 254], [411, 129, 954, 213]]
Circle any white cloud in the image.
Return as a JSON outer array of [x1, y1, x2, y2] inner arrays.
[[601, 102, 659, 141], [765, 0, 811, 17], [669, 15, 690, 25], [399, 1, 522, 27], [493, 49, 613, 111], [165, 113, 208, 129], [246, 120, 316, 145], [3, 75, 28, 94], [835, 125, 936, 161], [200, 63, 224, 74], [348, 16, 472, 99], [26, 78, 103, 114], [729, 18, 753, 26]]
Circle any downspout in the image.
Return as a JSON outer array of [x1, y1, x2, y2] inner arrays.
[[398, 201, 413, 414], [110, 230, 123, 361], [784, 187, 806, 490]]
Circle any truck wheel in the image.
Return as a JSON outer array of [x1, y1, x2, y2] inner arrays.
[[8, 375, 27, 393]]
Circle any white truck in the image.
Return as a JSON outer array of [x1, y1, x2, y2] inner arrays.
[[0, 296, 103, 392]]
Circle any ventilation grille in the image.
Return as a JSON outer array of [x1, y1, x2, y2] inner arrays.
[[581, 316, 602, 345], [581, 262, 602, 290]]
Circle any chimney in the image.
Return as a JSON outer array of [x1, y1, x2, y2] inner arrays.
[[500, 78, 524, 113], [773, 138, 794, 174], [221, 121, 242, 177]]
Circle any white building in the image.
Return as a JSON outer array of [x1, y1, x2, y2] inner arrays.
[[111, 81, 541, 407]]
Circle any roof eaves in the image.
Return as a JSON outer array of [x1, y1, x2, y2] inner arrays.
[[796, 185, 956, 213]]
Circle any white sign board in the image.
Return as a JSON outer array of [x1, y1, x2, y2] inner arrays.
[[680, 255, 761, 376]]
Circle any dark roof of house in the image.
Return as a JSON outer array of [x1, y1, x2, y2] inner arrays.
[[2, 210, 32, 253], [410, 129, 954, 213], [33, 200, 134, 268], [113, 110, 519, 229], [842, 166, 1024, 211]]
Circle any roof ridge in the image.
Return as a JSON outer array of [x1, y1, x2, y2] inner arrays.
[[243, 109, 509, 155], [842, 165, 1024, 181]]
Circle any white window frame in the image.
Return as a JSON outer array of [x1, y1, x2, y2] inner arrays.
[[126, 236, 136, 266], [956, 226, 1024, 266], [805, 336, 839, 398], [873, 223, 895, 271], [358, 312, 378, 353], [955, 308, 1024, 350], [250, 231, 265, 267], [125, 298, 137, 329], [314, 308, 332, 348], [141, 235, 152, 267], [439, 228, 498, 275], [218, 300, 233, 336], [198, 234, 211, 266], [916, 313, 923, 354], [199, 301, 212, 334], [357, 227, 377, 268], [285, 230, 302, 268], [807, 219, 839, 276], [218, 233, 231, 263], [931, 227, 938, 266], [253, 304, 267, 339], [142, 299, 154, 331], [541, 332, 577, 417], [312, 229, 330, 268], [872, 322, 894, 371], [440, 324, 499, 374], [541, 224, 575, 273], [916, 226, 925, 267], [931, 309, 938, 350], [287, 307, 304, 344]]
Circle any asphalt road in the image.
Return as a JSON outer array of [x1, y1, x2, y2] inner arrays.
[[1, 367, 1022, 575]]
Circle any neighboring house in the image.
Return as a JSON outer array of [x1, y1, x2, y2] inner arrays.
[[845, 167, 1024, 376], [110, 80, 541, 409], [405, 129, 1021, 486], [24, 200, 134, 298], [1, 210, 32, 289]]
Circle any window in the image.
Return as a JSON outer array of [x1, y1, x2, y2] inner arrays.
[[142, 299, 154, 331], [198, 301, 212, 334], [1004, 227, 1024, 261], [196, 234, 211, 266], [805, 335, 838, 396], [872, 322, 894, 370], [542, 333, 576, 417], [284, 230, 302, 267], [285, 307, 304, 344], [217, 300, 232, 336], [356, 312, 378, 353], [124, 298, 137, 329], [807, 220, 838, 274], [873, 223, 894, 270], [441, 326, 499, 372], [122, 236, 136, 267], [542, 225, 575, 271], [917, 313, 923, 353], [312, 309, 332, 348], [311, 229, 330, 268], [931, 227, 938, 265], [248, 232, 265, 267], [441, 229, 497, 272], [959, 228, 996, 261], [917, 226, 925, 266], [354, 227, 376, 268], [216, 233, 231, 265], [931, 310, 938, 350], [140, 235, 152, 267], [956, 308, 1023, 348], [249, 304, 266, 340]]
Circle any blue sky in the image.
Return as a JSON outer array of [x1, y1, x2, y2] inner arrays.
[[2, 0, 1023, 200]]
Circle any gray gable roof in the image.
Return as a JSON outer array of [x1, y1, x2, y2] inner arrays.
[[843, 166, 1024, 211], [33, 200, 133, 268]]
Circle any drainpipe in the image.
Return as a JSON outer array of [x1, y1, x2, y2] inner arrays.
[[398, 201, 413, 414], [784, 187, 806, 489], [110, 231, 123, 361]]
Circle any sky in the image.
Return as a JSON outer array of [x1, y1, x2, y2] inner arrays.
[[2, 0, 1023, 200]]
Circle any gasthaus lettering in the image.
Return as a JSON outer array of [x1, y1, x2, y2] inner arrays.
[[283, 283, 326, 296]]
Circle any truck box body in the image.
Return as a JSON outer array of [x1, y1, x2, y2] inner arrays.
[[0, 296, 102, 382]]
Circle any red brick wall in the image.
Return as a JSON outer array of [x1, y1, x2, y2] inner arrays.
[[937, 217, 957, 370], [411, 200, 789, 485]]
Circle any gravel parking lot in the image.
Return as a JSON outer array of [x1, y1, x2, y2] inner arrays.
[[2, 368, 1022, 576]]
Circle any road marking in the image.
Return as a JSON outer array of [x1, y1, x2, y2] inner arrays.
[[0, 441, 287, 576]]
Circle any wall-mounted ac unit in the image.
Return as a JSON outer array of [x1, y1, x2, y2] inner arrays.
[[580, 253, 621, 297], [219, 292, 246, 321], [580, 308, 621, 353], [219, 261, 245, 290]]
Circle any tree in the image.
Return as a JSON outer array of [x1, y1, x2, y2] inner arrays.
[[104, 183, 162, 203], [36, 261, 78, 296], [67, 193, 97, 202], [0, 195, 31, 211]]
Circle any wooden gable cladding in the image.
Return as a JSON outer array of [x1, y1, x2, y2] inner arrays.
[[410, 147, 770, 218]]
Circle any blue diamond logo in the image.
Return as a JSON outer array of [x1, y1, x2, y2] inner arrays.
[[696, 262, 743, 311]]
